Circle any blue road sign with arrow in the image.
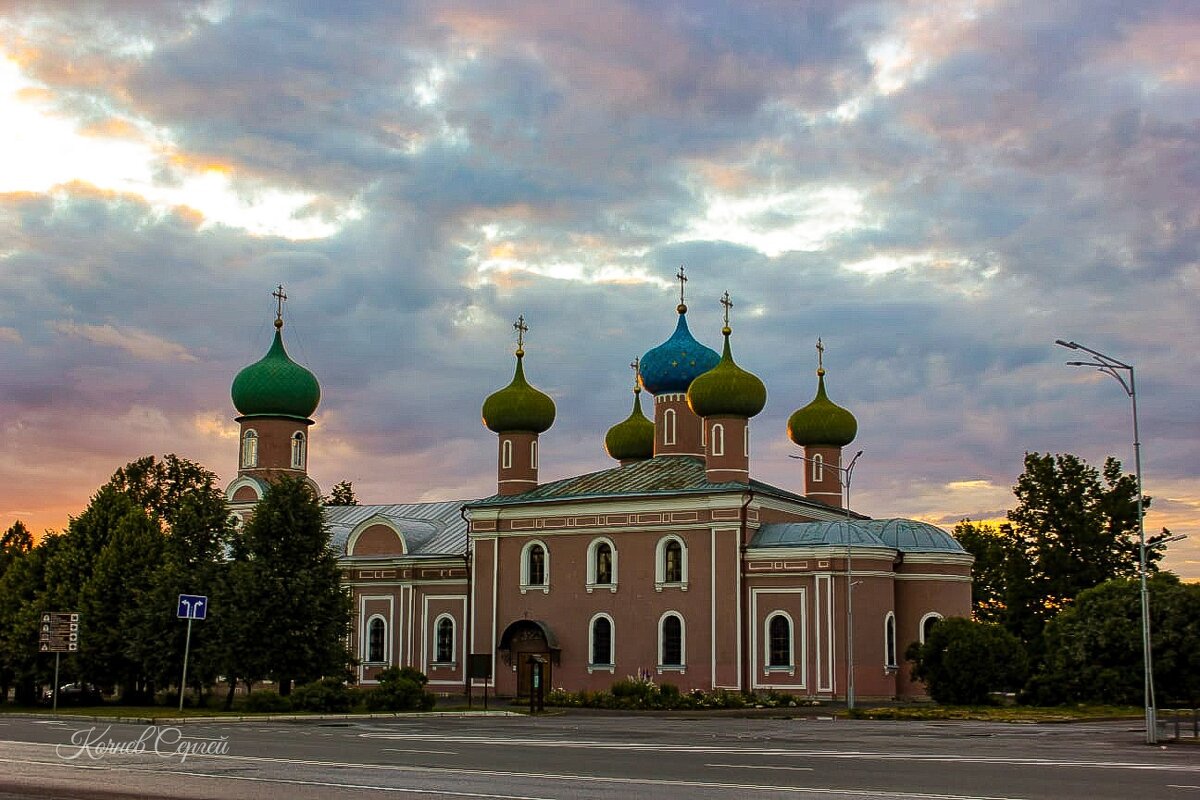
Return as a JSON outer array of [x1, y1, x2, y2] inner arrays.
[[177, 594, 208, 620]]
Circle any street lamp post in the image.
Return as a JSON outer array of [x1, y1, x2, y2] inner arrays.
[[1055, 339, 1156, 744], [791, 448, 863, 710]]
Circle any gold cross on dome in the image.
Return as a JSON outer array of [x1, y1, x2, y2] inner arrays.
[[272, 285, 288, 321], [816, 337, 825, 370], [630, 357, 641, 391], [720, 290, 733, 327], [514, 315, 528, 350], [676, 264, 687, 305]]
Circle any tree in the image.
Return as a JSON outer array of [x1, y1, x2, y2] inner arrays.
[[0, 521, 34, 576], [906, 617, 1028, 705], [0, 536, 57, 704], [323, 480, 358, 506], [1027, 575, 1200, 706], [219, 476, 351, 697]]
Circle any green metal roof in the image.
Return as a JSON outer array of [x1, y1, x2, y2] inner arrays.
[[750, 518, 967, 554]]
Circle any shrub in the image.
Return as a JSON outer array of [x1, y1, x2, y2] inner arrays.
[[240, 690, 293, 713], [906, 617, 1028, 705], [291, 677, 353, 713], [364, 667, 436, 712]]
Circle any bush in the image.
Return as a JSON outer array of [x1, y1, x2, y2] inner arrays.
[[291, 677, 353, 713], [240, 690, 293, 713], [364, 667, 435, 712], [906, 617, 1028, 705]]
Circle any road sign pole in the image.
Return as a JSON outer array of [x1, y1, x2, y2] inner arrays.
[[178, 616, 193, 713], [52, 652, 60, 713]]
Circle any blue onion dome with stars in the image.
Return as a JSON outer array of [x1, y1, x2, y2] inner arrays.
[[605, 359, 655, 461], [481, 316, 557, 434], [687, 293, 767, 419], [639, 267, 720, 395], [231, 286, 321, 420]]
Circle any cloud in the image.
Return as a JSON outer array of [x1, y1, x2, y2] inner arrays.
[[51, 321, 198, 363]]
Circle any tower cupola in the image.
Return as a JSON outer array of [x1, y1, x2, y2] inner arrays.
[[787, 339, 857, 507], [605, 358, 655, 464], [482, 316, 555, 495]]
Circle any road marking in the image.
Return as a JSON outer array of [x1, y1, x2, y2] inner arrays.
[[707, 763, 815, 771], [382, 748, 459, 755], [1167, 786, 1200, 791]]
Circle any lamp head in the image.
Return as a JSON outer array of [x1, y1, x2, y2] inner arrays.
[[1055, 339, 1080, 350]]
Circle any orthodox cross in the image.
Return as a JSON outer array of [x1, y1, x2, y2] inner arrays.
[[272, 286, 288, 321], [676, 265, 687, 305], [630, 357, 641, 391], [816, 337, 825, 371], [720, 290, 733, 327], [514, 315, 528, 352]]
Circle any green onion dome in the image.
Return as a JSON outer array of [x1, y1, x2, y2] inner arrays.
[[605, 387, 654, 461], [481, 351, 556, 434], [787, 368, 857, 447], [231, 320, 321, 420], [687, 327, 767, 419]]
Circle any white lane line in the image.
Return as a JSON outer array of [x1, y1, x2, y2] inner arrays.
[[382, 748, 459, 755], [357, 733, 1200, 773], [1167, 786, 1200, 791], [707, 763, 815, 772]]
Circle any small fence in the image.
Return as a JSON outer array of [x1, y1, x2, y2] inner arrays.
[[1159, 708, 1199, 741]]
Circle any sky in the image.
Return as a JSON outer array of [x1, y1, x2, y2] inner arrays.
[[0, 0, 1197, 578]]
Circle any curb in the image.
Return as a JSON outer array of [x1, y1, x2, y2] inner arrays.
[[0, 710, 520, 725]]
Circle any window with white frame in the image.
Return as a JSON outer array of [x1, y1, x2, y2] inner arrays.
[[744, 426, 750, 457], [501, 439, 513, 469], [919, 612, 943, 643], [520, 540, 549, 591], [884, 612, 897, 668], [587, 538, 616, 590], [241, 429, 258, 468], [711, 423, 725, 456], [659, 613, 684, 669], [812, 452, 824, 482], [655, 536, 687, 589], [590, 614, 614, 668], [663, 408, 676, 445], [366, 616, 387, 663], [767, 613, 791, 668], [434, 615, 455, 664], [530, 439, 538, 469], [291, 431, 306, 469]]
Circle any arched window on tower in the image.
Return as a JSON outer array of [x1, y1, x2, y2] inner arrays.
[[501, 439, 513, 469], [291, 431, 306, 469], [663, 408, 676, 445], [531, 439, 538, 469], [241, 430, 258, 468], [711, 423, 725, 456], [812, 453, 824, 483]]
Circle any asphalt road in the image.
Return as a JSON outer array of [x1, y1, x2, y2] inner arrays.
[[0, 712, 1195, 799]]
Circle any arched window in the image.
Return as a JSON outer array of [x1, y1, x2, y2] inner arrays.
[[435, 616, 455, 664], [812, 453, 824, 482], [660, 613, 684, 668], [291, 431, 306, 469], [920, 612, 943, 644], [530, 439, 538, 469], [767, 613, 791, 667], [884, 612, 897, 668], [367, 616, 386, 663], [590, 615, 613, 667], [663, 408, 676, 445], [520, 540, 549, 591], [586, 538, 617, 592], [655, 536, 687, 589], [595, 542, 612, 584], [241, 430, 258, 468], [711, 423, 725, 456], [501, 439, 513, 469], [744, 426, 750, 457]]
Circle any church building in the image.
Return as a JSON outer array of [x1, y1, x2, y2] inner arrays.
[[225, 279, 972, 700]]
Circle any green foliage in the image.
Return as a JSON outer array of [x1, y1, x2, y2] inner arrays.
[[545, 679, 803, 711], [364, 667, 435, 712], [1026, 575, 1200, 706], [906, 617, 1028, 705], [0, 521, 33, 576], [290, 677, 354, 712], [322, 481, 358, 506], [240, 690, 293, 713]]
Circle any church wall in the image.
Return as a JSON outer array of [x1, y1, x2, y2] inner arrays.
[[848, 573, 899, 699], [893, 565, 972, 697]]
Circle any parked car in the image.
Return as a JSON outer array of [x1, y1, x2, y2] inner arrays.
[[44, 682, 103, 706]]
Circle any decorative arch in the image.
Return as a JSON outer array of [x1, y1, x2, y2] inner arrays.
[[711, 423, 725, 456], [919, 612, 944, 644], [812, 452, 824, 482], [225, 475, 265, 504], [663, 407, 676, 445], [346, 515, 408, 557]]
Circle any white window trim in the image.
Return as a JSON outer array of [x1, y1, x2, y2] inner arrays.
[[241, 429, 258, 468], [432, 613, 456, 666], [764, 611, 795, 675], [588, 612, 616, 673], [884, 611, 898, 669], [291, 431, 306, 469], [501, 439, 513, 469], [585, 537, 618, 593], [711, 423, 725, 456], [812, 452, 824, 483], [663, 408, 676, 445], [519, 539, 550, 594], [654, 535, 688, 592], [744, 425, 750, 457], [530, 439, 538, 469], [919, 611, 944, 644], [365, 614, 389, 665], [657, 611, 686, 673]]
